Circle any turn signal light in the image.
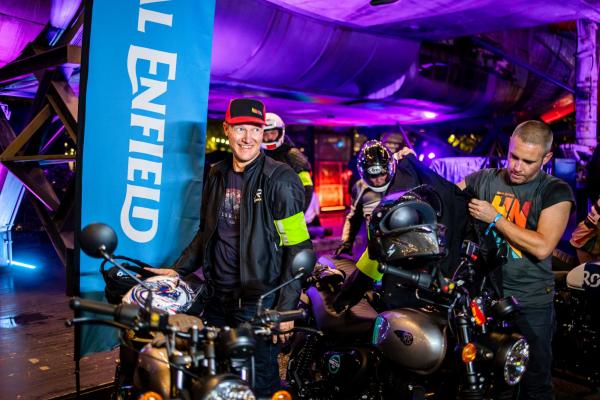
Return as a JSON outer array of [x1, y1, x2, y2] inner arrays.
[[140, 392, 163, 400], [272, 390, 293, 400], [470, 299, 486, 326], [462, 342, 477, 363]]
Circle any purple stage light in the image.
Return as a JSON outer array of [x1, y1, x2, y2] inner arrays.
[[422, 111, 438, 119], [418, 154, 425, 161], [50, 0, 81, 29], [0, 102, 11, 120], [428, 152, 436, 159]]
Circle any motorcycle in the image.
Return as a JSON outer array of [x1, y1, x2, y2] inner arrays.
[[285, 190, 529, 400], [70, 223, 317, 400], [553, 261, 600, 387]]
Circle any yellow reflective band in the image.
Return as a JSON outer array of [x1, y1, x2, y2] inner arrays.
[[298, 171, 313, 187], [356, 249, 382, 281], [274, 212, 310, 246]]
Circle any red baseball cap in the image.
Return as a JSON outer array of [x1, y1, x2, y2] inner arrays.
[[225, 98, 266, 125]]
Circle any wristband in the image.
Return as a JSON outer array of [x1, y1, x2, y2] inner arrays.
[[485, 213, 503, 236]]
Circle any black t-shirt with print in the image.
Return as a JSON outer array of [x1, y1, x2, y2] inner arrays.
[[466, 169, 574, 306], [212, 170, 243, 289]]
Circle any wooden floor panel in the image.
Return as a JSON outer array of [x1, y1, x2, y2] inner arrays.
[[1, 239, 117, 400]]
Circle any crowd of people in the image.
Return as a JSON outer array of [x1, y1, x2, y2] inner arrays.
[[147, 97, 596, 399]]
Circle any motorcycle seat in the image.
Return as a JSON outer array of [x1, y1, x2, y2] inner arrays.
[[318, 254, 357, 277], [307, 286, 377, 338], [566, 263, 585, 291], [553, 270, 568, 286]]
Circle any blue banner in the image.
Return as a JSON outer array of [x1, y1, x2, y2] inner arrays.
[[78, 0, 215, 354]]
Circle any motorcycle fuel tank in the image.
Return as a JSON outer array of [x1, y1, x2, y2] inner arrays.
[[373, 308, 447, 374]]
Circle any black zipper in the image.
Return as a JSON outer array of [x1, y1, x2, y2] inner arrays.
[[239, 172, 247, 291], [205, 173, 225, 271]]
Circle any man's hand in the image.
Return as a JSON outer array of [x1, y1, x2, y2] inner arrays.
[[393, 147, 416, 161], [146, 267, 179, 277], [587, 202, 600, 226], [468, 198, 499, 224], [272, 320, 294, 344], [334, 243, 353, 258]]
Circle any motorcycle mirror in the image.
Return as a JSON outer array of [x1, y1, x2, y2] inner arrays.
[[80, 223, 118, 258], [255, 249, 316, 316], [291, 249, 316, 278]]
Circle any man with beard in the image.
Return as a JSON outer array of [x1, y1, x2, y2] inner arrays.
[[458, 120, 574, 399]]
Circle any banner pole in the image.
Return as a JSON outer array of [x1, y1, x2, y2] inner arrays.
[[72, 0, 94, 395]]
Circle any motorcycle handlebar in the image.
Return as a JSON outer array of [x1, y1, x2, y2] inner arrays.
[[276, 309, 307, 322], [255, 309, 307, 324], [379, 264, 433, 289], [70, 298, 140, 325]]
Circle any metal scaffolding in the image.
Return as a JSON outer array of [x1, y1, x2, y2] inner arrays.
[[576, 19, 599, 148]]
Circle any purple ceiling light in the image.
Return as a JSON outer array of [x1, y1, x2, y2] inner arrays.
[[50, 0, 80, 29], [211, 0, 419, 98], [208, 0, 482, 125], [264, 0, 600, 39], [0, 0, 81, 67], [0, 0, 591, 126]]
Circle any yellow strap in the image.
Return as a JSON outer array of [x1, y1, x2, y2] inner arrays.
[[298, 171, 313, 187], [356, 249, 382, 281], [274, 211, 310, 246]]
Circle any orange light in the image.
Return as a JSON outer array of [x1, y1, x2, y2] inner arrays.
[[540, 94, 575, 123], [470, 300, 486, 326], [462, 343, 477, 363], [272, 390, 293, 400], [139, 392, 163, 400]]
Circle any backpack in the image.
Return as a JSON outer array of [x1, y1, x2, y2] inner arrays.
[[100, 256, 154, 304]]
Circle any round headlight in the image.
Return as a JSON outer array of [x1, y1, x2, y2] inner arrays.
[[503, 338, 529, 385], [192, 374, 255, 400], [205, 380, 255, 400]]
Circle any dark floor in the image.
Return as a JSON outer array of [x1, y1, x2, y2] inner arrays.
[[1, 223, 599, 399], [0, 234, 117, 400]]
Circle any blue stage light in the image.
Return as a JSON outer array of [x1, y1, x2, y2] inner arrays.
[[9, 260, 37, 270]]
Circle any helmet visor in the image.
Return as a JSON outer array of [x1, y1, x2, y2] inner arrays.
[[365, 169, 391, 188]]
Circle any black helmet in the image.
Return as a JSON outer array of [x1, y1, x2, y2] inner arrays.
[[357, 140, 396, 193], [368, 186, 446, 265]]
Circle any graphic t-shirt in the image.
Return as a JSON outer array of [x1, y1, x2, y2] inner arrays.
[[212, 170, 243, 289], [466, 169, 574, 306]]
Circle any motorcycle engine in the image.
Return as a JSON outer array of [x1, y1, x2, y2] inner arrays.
[[321, 348, 375, 393]]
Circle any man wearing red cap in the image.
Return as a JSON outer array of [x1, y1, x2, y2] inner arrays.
[[149, 98, 312, 395]]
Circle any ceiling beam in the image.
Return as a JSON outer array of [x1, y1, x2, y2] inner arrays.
[[472, 37, 576, 95], [0, 45, 81, 84], [47, 80, 78, 142], [0, 104, 52, 160], [1, 161, 60, 211]]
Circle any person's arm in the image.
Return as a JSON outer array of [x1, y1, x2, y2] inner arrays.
[[302, 181, 314, 213], [468, 199, 571, 260], [269, 166, 313, 343], [270, 167, 313, 311], [288, 148, 314, 212], [338, 183, 365, 254], [393, 147, 416, 161], [332, 248, 378, 312], [147, 230, 204, 277], [147, 173, 211, 277]]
